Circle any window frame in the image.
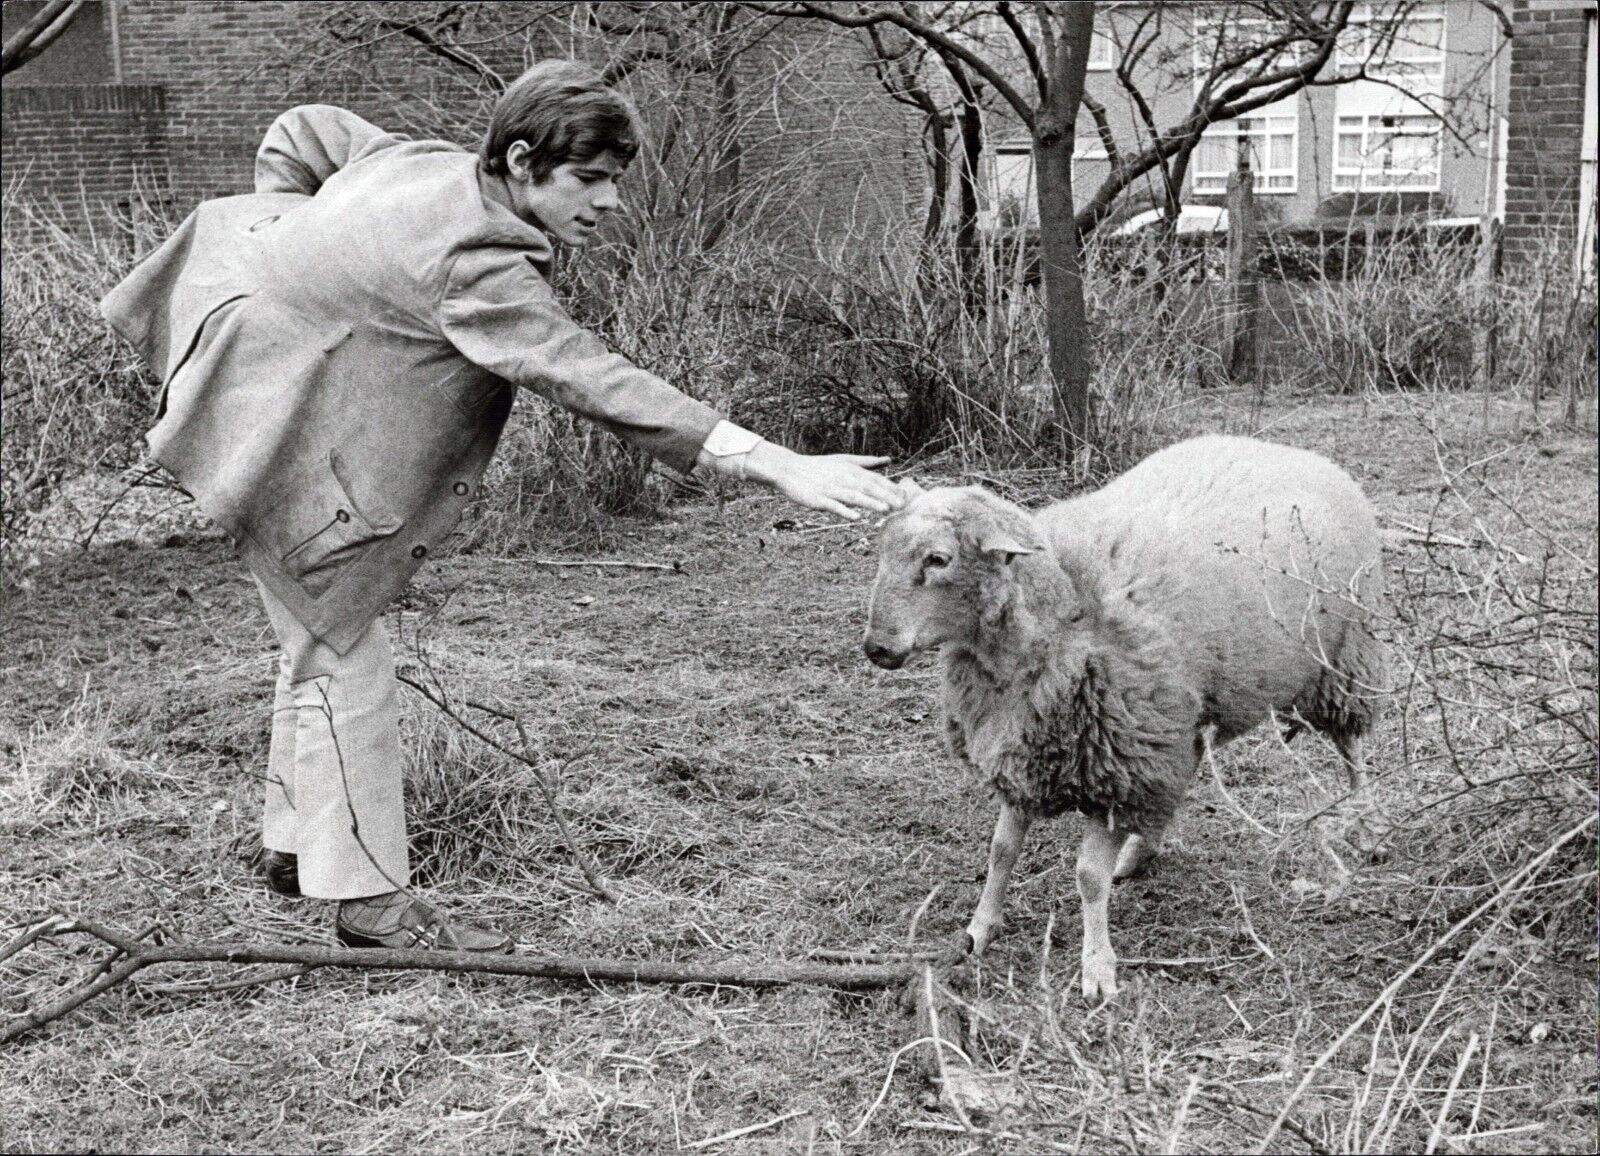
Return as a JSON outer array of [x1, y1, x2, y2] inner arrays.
[[1087, 28, 1115, 72], [1190, 109, 1301, 195], [1331, 112, 1444, 192], [1335, 0, 1447, 94], [1190, 12, 1302, 197]]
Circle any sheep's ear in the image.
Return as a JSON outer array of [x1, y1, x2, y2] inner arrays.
[[898, 477, 927, 499], [979, 528, 1042, 565]]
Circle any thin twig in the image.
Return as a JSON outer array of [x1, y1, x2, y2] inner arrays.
[[1255, 814, 1596, 1153], [686, 1108, 809, 1149], [807, 947, 943, 963], [396, 673, 618, 903], [134, 964, 315, 997]]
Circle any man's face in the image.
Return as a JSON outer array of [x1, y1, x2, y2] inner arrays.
[[505, 143, 626, 247]]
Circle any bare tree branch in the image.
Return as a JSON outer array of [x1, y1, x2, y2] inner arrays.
[[743, 0, 1038, 130], [1, 0, 84, 75], [1473, 0, 1514, 40], [996, 0, 1046, 96], [1074, 0, 1357, 235], [1078, 91, 1123, 172], [395, 670, 619, 904]]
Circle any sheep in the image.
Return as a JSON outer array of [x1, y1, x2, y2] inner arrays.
[[863, 435, 1387, 1002]]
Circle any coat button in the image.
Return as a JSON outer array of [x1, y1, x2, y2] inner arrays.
[[335, 509, 351, 523], [411, 544, 428, 559], [453, 482, 470, 496]]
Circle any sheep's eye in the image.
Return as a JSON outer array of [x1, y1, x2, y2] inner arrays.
[[925, 552, 951, 570]]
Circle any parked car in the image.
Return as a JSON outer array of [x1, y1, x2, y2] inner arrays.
[[1113, 205, 1230, 236]]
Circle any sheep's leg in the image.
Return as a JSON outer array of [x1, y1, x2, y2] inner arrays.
[[1334, 731, 1367, 794], [1113, 818, 1168, 882], [1332, 729, 1389, 858], [1078, 815, 1125, 1003], [963, 802, 1032, 957]]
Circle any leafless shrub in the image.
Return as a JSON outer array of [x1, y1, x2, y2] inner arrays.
[[1495, 228, 1599, 424], [0, 195, 170, 573], [1280, 233, 1486, 395]]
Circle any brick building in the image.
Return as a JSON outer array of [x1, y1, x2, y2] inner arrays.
[[1, 1, 925, 249], [4, 1, 1594, 269], [978, 0, 1596, 273], [1502, 0, 1598, 270], [982, 0, 1515, 231]]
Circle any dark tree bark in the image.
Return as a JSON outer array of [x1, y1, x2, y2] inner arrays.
[[1033, 3, 1096, 454], [1, 0, 84, 75]]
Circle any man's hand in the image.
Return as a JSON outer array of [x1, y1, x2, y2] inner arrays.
[[745, 442, 906, 522]]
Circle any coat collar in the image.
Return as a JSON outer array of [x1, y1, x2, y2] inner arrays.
[[475, 164, 555, 276]]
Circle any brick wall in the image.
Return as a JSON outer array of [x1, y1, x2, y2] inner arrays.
[[0, 84, 168, 240], [1, 1, 928, 258], [1504, 0, 1596, 262], [115, 0, 396, 206]]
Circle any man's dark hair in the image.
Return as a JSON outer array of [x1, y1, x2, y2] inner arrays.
[[481, 60, 640, 181]]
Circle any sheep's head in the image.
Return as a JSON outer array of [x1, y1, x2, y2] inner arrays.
[[863, 480, 1046, 669]]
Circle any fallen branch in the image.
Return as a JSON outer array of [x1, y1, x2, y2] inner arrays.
[[2, 916, 921, 1045], [529, 557, 681, 572], [807, 947, 944, 963]]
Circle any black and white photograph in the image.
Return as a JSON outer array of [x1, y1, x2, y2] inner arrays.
[[2, 1, 1596, 1151]]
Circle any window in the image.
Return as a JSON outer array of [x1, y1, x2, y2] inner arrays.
[[1193, 13, 1301, 80], [1193, 107, 1299, 194], [1336, 1, 1446, 94], [1087, 29, 1114, 72], [988, 141, 1037, 230], [979, 138, 1109, 230], [1191, 14, 1300, 195], [1333, 113, 1442, 191]]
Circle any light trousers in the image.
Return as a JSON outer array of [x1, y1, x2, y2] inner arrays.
[[256, 577, 411, 899]]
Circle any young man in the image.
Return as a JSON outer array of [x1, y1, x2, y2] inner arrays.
[[102, 61, 903, 953]]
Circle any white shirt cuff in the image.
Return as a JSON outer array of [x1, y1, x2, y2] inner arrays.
[[694, 421, 764, 480]]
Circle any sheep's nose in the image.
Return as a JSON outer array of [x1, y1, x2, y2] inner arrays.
[[863, 640, 906, 670]]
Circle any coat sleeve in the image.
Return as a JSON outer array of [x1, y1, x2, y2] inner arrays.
[[255, 105, 410, 196], [440, 245, 722, 475]]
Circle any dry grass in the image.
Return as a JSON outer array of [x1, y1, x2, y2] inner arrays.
[[2, 391, 1593, 1154]]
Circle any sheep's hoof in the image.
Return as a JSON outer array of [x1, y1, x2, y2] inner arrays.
[[941, 929, 978, 966], [1081, 954, 1119, 1004]]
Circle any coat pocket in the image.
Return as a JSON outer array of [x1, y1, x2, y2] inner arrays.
[[278, 448, 405, 599]]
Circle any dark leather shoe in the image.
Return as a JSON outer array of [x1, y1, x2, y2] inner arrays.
[[261, 850, 301, 897], [336, 895, 513, 953]]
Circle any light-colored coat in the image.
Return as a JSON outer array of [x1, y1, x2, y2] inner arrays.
[[865, 435, 1386, 1000], [101, 105, 721, 652]]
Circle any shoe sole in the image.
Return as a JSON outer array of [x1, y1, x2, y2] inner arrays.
[[335, 924, 514, 953]]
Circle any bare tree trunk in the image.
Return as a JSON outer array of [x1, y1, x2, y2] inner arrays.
[[1225, 155, 1259, 385], [929, 46, 983, 311], [1034, 4, 1096, 457], [955, 95, 983, 304], [921, 113, 951, 248], [700, 5, 744, 250]]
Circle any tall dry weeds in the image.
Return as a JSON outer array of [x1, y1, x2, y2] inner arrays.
[[0, 197, 169, 572]]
